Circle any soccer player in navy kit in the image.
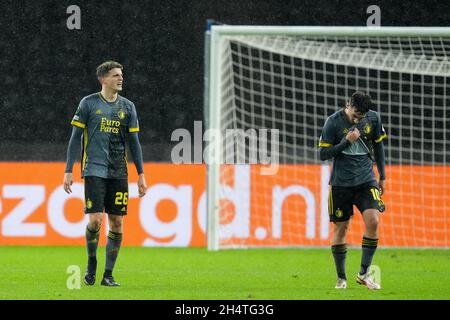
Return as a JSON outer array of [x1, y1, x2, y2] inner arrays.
[[319, 91, 387, 290], [63, 61, 147, 287]]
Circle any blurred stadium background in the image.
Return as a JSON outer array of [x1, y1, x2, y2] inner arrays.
[[1, 0, 448, 161]]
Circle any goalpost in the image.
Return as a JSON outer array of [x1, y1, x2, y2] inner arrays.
[[205, 26, 450, 250]]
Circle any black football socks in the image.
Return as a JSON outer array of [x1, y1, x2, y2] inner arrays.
[[85, 226, 100, 274], [104, 231, 122, 278], [331, 244, 347, 280], [360, 237, 378, 275]]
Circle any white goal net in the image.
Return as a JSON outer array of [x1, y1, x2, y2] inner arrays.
[[206, 26, 450, 249]]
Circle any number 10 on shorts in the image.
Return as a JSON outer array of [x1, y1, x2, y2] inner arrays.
[[370, 188, 381, 201]]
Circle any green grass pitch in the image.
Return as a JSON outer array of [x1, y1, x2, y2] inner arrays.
[[0, 246, 449, 300]]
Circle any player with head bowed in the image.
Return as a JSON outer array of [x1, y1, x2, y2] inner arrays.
[[319, 91, 387, 290]]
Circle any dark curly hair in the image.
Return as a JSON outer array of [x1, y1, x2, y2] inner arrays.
[[350, 91, 372, 114]]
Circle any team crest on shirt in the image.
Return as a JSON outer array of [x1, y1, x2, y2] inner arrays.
[[86, 199, 93, 209], [335, 209, 343, 218], [95, 109, 103, 115], [364, 123, 372, 134], [118, 110, 125, 119]]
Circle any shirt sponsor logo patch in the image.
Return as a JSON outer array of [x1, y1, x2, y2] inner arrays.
[[100, 118, 120, 134]]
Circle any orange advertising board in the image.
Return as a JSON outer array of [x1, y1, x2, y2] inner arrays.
[[0, 163, 448, 247]]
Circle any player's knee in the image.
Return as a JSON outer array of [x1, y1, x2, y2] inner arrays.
[[88, 216, 103, 230], [366, 214, 379, 231], [90, 220, 102, 230], [109, 217, 123, 230], [369, 219, 379, 231], [334, 234, 346, 243], [89, 222, 101, 231], [337, 228, 348, 239], [334, 222, 349, 240]]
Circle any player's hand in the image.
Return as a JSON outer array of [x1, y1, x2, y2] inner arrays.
[[379, 179, 386, 196], [63, 173, 73, 194], [346, 128, 360, 143], [138, 173, 147, 198]]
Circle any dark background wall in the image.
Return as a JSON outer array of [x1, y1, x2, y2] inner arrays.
[[0, 0, 448, 161]]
